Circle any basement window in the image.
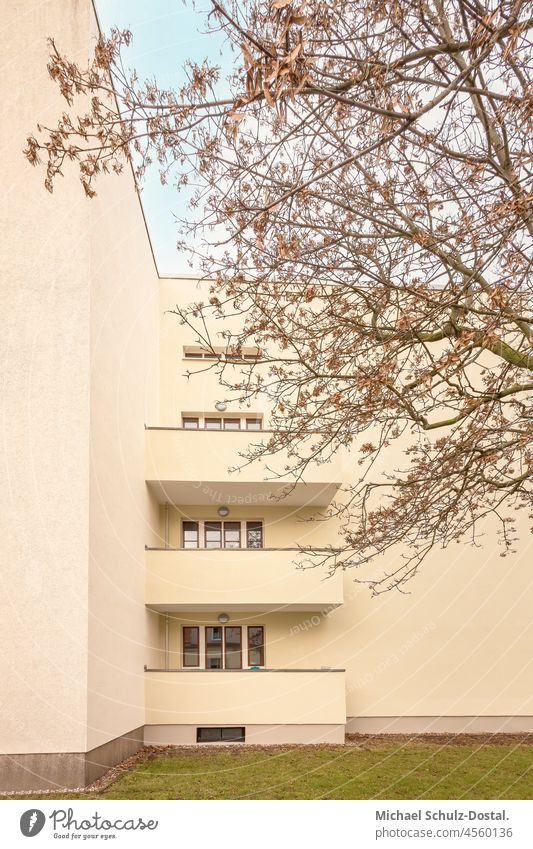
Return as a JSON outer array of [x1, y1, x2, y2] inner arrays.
[[196, 727, 245, 743]]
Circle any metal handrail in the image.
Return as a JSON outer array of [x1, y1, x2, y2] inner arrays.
[[145, 424, 276, 433], [144, 666, 345, 673], [145, 545, 342, 553]]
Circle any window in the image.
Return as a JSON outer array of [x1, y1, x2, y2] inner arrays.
[[205, 521, 222, 549], [206, 626, 223, 669], [183, 521, 199, 549], [226, 348, 261, 362], [248, 626, 265, 667], [246, 521, 263, 549], [179, 414, 263, 429], [223, 522, 241, 549], [183, 346, 261, 362], [224, 626, 242, 669], [182, 625, 265, 670], [196, 727, 245, 743], [183, 627, 200, 667], [183, 347, 222, 360], [182, 520, 263, 549]]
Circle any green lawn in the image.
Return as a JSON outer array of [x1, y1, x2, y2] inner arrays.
[[6, 738, 533, 800]]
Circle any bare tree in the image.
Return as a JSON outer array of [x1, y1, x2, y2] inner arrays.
[[25, 0, 532, 592]]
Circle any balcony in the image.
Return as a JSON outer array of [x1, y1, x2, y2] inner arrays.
[[144, 669, 346, 726], [145, 547, 343, 612], [145, 427, 342, 507]]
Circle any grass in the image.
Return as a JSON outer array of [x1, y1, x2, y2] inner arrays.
[[5, 736, 533, 800]]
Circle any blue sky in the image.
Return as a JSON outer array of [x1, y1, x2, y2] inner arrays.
[[95, 0, 232, 273]]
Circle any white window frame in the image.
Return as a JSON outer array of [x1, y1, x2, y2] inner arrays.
[[181, 413, 263, 431], [181, 519, 264, 549], [181, 624, 265, 670], [183, 346, 261, 362]]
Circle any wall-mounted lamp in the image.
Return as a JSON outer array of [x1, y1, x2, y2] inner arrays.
[[215, 400, 227, 412], [217, 506, 230, 518], [217, 613, 230, 624]]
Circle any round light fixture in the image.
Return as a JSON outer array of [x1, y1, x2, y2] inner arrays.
[[215, 400, 227, 412], [217, 613, 230, 624], [217, 506, 230, 518]]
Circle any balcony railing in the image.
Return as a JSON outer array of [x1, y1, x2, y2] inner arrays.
[[145, 668, 346, 726], [145, 427, 342, 508], [145, 546, 343, 612]]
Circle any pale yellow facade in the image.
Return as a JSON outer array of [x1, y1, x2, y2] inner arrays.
[[151, 278, 533, 738], [1, 0, 532, 793], [1, 0, 160, 789]]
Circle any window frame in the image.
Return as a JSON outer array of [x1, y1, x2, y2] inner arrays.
[[246, 521, 263, 549], [196, 727, 245, 743], [181, 519, 264, 550], [183, 345, 261, 362], [223, 418, 241, 430], [247, 625, 265, 667], [179, 414, 263, 430], [223, 521, 241, 549], [182, 626, 200, 668], [224, 625, 243, 670], [204, 520, 222, 549], [205, 625, 224, 669], [181, 624, 265, 669], [182, 521, 199, 549]]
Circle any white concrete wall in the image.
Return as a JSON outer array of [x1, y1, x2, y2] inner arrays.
[[0, 0, 94, 753], [85, 47, 161, 749], [0, 0, 161, 754]]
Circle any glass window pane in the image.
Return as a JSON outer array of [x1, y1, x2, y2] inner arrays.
[[246, 419, 262, 431], [197, 727, 245, 743], [225, 627, 242, 669], [224, 349, 241, 361], [182, 417, 199, 429], [221, 727, 245, 742], [247, 521, 263, 549], [183, 627, 199, 667], [197, 727, 221, 742], [223, 418, 240, 430], [223, 522, 241, 549], [205, 521, 222, 548], [248, 626, 264, 667], [205, 418, 222, 429], [183, 521, 199, 549], [206, 626, 223, 669]]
